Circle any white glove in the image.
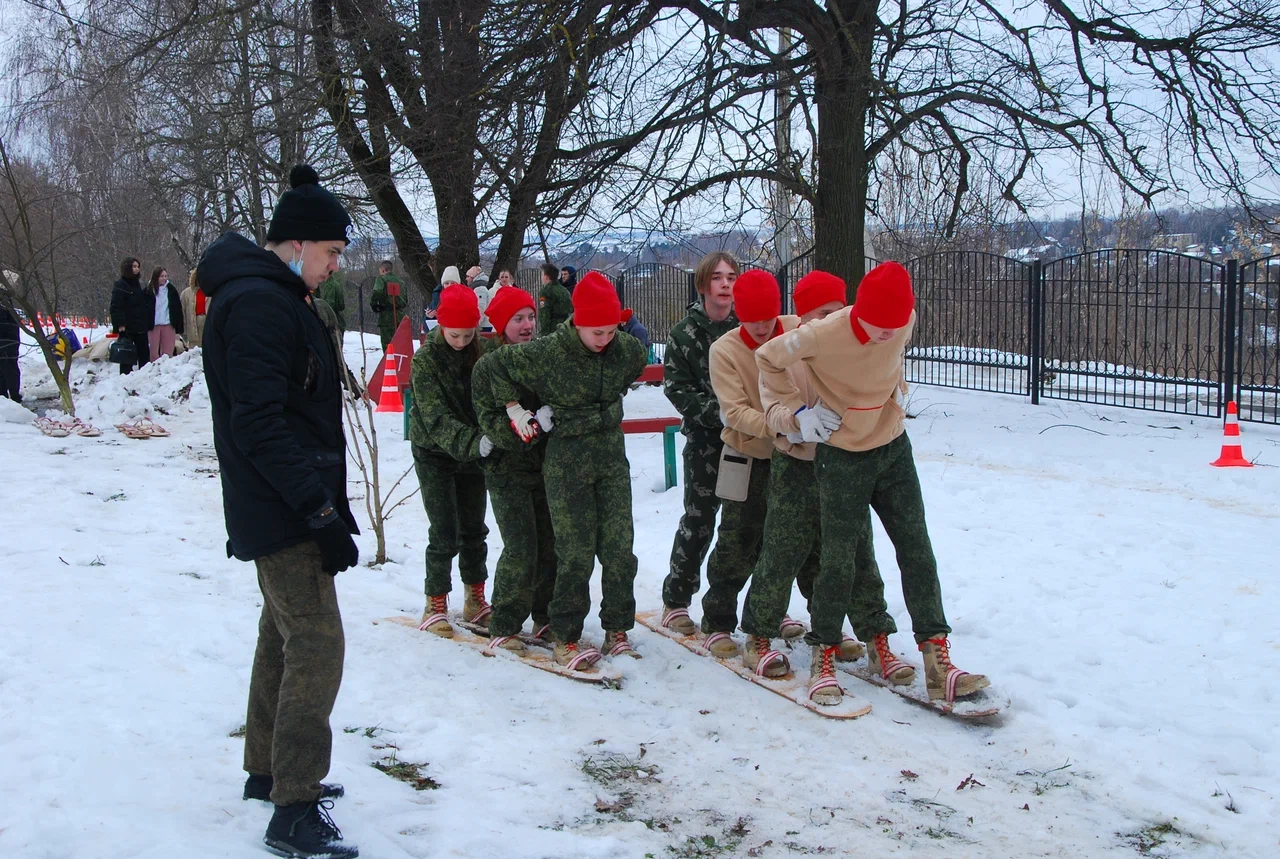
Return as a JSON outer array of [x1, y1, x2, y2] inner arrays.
[[534, 405, 554, 433], [505, 402, 539, 443], [785, 431, 805, 444], [795, 406, 834, 443], [478, 435, 493, 458], [814, 400, 844, 431]]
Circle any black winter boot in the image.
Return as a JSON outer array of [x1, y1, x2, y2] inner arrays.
[[244, 774, 345, 802], [263, 800, 358, 858]]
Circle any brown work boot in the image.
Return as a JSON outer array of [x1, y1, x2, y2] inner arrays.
[[604, 630, 642, 659], [837, 634, 866, 662], [779, 615, 807, 640], [486, 634, 525, 653], [553, 640, 600, 672], [919, 638, 990, 702], [661, 605, 697, 636], [702, 631, 739, 659], [418, 594, 453, 638], [742, 635, 789, 678], [868, 633, 916, 685], [463, 582, 492, 627], [807, 645, 842, 706]]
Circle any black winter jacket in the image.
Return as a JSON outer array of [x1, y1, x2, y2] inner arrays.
[[198, 232, 358, 561], [0, 303, 19, 359], [110, 277, 154, 334]]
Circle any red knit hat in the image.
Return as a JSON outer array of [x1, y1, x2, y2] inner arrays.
[[486, 286, 535, 334], [732, 269, 781, 323], [436, 283, 480, 328], [572, 271, 621, 327], [853, 262, 914, 329], [793, 270, 847, 317]]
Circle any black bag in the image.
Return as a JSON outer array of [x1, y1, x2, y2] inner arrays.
[[109, 335, 137, 365]]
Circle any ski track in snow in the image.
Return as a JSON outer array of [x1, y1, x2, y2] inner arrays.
[[1, 329, 1277, 858]]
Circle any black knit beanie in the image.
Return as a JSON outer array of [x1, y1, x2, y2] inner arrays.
[[266, 165, 353, 244]]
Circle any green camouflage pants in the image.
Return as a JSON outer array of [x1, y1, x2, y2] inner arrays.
[[244, 541, 345, 806], [543, 436, 638, 641], [662, 432, 723, 608], [486, 470, 557, 637], [413, 447, 489, 597], [813, 433, 950, 645], [700, 455, 773, 633], [741, 452, 872, 640]]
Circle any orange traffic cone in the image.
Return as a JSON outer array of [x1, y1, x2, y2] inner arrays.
[[375, 352, 403, 413], [1210, 401, 1253, 468]]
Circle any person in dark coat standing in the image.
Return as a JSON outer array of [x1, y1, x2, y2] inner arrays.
[[109, 257, 153, 374], [198, 164, 360, 859], [0, 289, 20, 403]]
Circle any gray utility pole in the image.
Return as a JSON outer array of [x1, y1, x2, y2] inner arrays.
[[773, 28, 793, 270]]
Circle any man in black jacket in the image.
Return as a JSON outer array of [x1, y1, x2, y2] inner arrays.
[[0, 288, 20, 402], [198, 164, 360, 859], [109, 257, 152, 374]]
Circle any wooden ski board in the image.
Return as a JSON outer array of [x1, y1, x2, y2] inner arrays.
[[454, 616, 553, 650], [380, 616, 622, 685], [834, 658, 1007, 719], [635, 611, 870, 720]]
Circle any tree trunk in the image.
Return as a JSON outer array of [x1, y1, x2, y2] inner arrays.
[[811, 1, 876, 300]]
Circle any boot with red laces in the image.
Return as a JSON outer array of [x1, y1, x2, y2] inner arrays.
[[868, 633, 915, 685], [807, 644, 843, 706], [553, 639, 601, 672], [919, 637, 989, 702], [418, 593, 453, 638], [743, 635, 789, 678], [462, 582, 492, 627], [603, 630, 642, 659]]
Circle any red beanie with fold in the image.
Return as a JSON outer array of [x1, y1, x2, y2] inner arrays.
[[436, 284, 480, 328], [732, 269, 781, 323], [486, 286, 535, 334], [572, 271, 622, 327], [793, 270, 847, 316], [853, 262, 914, 329]]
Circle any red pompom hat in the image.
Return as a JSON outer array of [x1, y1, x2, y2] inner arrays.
[[793, 270, 847, 317], [572, 271, 622, 327], [732, 269, 781, 323], [486, 286, 535, 334], [853, 262, 914, 329], [436, 283, 480, 329]]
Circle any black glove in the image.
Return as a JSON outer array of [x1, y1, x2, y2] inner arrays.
[[308, 505, 359, 575]]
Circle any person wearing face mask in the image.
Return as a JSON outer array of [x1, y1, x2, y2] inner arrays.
[[197, 164, 360, 859], [146, 266, 184, 360], [406, 284, 493, 639], [481, 272, 648, 670], [470, 287, 558, 651], [756, 262, 990, 708]]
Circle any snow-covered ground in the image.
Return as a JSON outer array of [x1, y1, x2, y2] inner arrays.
[[2, 330, 1277, 858]]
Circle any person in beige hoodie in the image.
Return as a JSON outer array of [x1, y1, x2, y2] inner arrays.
[[756, 262, 989, 706]]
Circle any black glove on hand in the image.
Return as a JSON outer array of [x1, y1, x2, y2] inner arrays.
[[308, 505, 359, 575]]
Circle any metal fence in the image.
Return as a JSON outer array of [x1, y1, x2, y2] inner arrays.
[[615, 263, 696, 349]]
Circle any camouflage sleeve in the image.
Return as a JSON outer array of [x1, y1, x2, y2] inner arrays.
[[663, 326, 720, 429], [485, 338, 547, 407], [370, 275, 387, 312], [410, 349, 484, 461], [553, 399, 624, 437], [550, 286, 574, 330], [472, 352, 537, 453]]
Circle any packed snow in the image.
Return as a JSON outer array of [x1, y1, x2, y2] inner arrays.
[[1, 328, 1277, 858]]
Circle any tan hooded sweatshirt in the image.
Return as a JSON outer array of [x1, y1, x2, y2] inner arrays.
[[709, 315, 817, 461], [756, 306, 914, 453]]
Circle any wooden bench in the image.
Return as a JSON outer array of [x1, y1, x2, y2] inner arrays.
[[405, 364, 682, 490]]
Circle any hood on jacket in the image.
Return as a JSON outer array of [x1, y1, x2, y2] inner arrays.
[[197, 232, 306, 299]]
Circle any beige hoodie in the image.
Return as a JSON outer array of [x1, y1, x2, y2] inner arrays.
[[709, 316, 817, 461], [756, 306, 914, 453]]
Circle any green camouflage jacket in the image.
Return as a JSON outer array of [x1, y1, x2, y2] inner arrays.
[[318, 272, 346, 329], [371, 272, 409, 333], [537, 281, 573, 337], [663, 300, 738, 437], [407, 328, 491, 460], [472, 342, 546, 475]]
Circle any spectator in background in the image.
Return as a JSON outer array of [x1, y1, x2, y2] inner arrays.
[[0, 287, 19, 402], [470, 267, 493, 332], [537, 262, 572, 336], [490, 269, 515, 304], [181, 270, 209, 348], [425, 265, 461, 322], [618, 308, 653, 363], [109, 257, 153, 375], [370, 260, 408, 349], [318, 270, 347, 336], [559, 265, 578, 293], [147, 267, 184, 361]]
